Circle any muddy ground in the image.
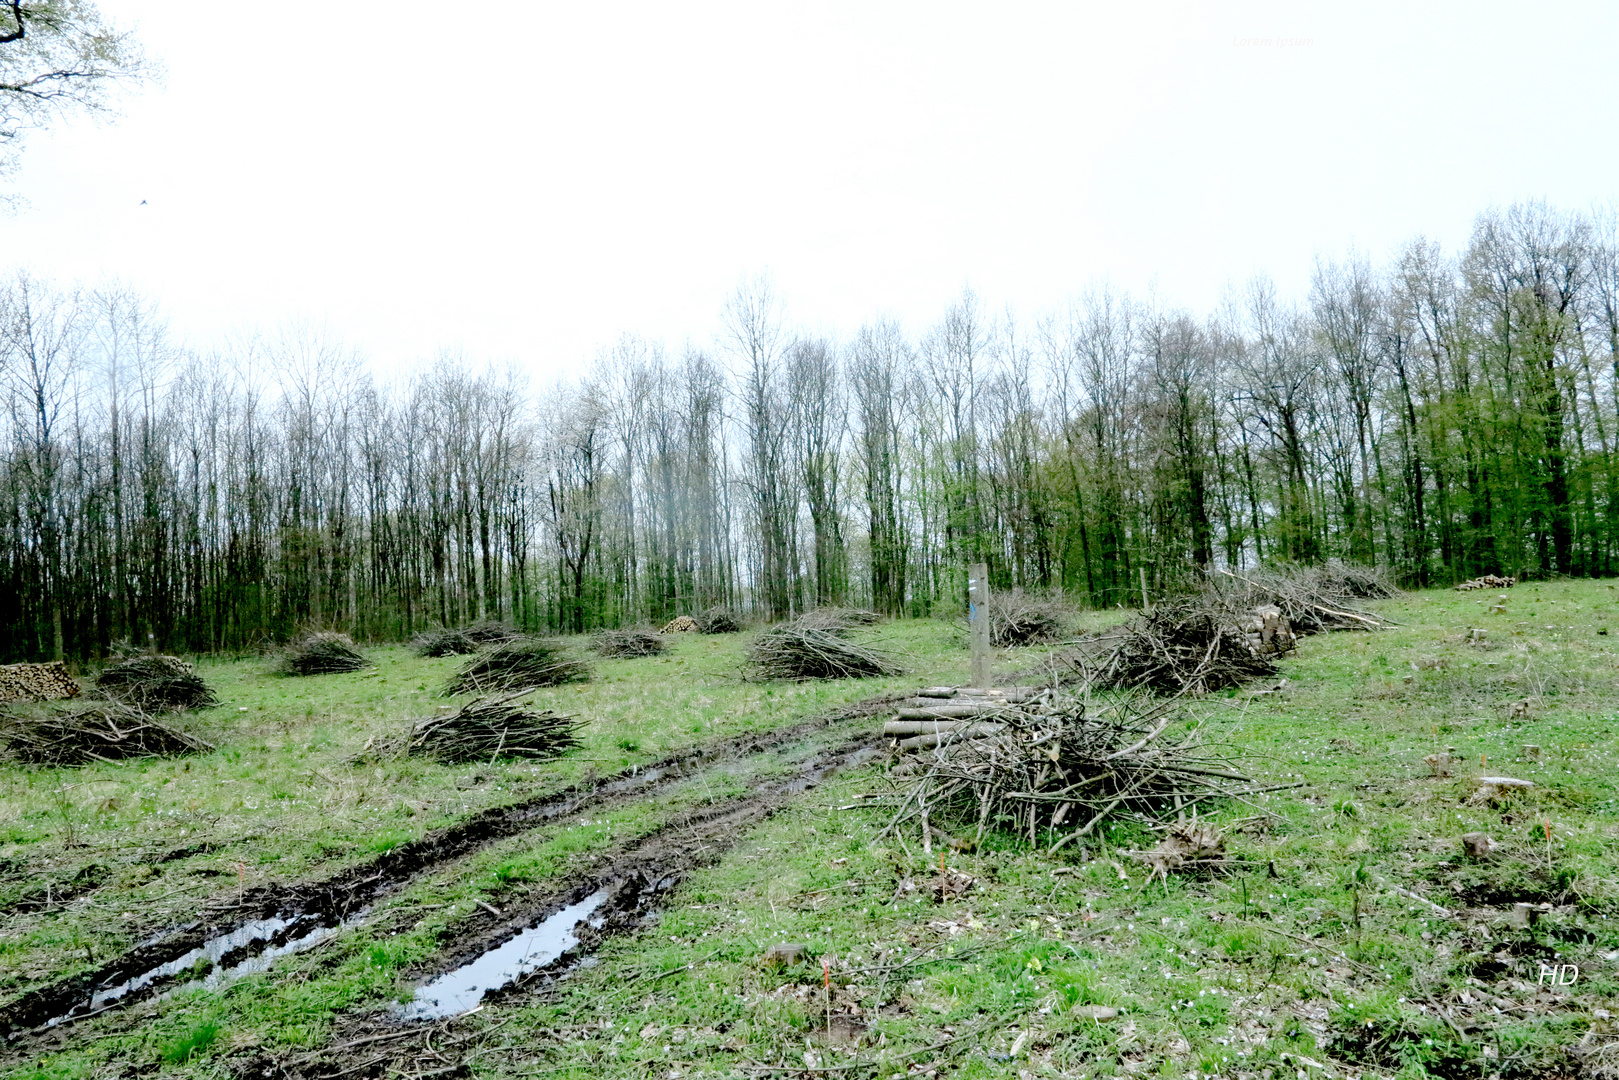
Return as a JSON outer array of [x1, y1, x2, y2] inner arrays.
[[1, 696, 898, 1076]]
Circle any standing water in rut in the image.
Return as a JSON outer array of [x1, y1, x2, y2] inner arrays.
[[395, 891, 609, 1020]]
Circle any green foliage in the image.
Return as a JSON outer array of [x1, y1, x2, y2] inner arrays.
[[159, 1019, 219, 1064]]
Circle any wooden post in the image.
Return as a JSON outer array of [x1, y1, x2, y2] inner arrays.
[[969, 562, 990, 688], [1139, 565, 1150, 613]]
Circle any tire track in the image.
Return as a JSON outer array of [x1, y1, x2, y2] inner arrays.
[[0, 693, 899, 1046]]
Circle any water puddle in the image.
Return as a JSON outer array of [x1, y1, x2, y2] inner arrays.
[[3, 709, 892, 1041], [395, 891, 608, 1021], [43, 909, 365, 1029], [391, 742, 880, 1024]]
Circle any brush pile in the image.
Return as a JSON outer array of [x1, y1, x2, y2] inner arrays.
[[408, 693, 581, 764], [1065, 593, 1285, 694], [794, 607, 883, 634], [1311, 560, 1402, 600], [695, 607, 742, 634], [1, 703, 215, 765], [1230, 565, 1394, 633], [95, 655, 218, 712], [444, 638, 590, 695], [748, 624, 901, 681], [1065, 565, 1393, 695], [414, 621, 522, 657], [988, 590, 1068, 646], [1455, 574, 1517, 592], [878, 687, 1257, 851], [593, 629, 668, 658], [277, 633, 371, 676]]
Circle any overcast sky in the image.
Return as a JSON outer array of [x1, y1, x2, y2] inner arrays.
[[3, 1, 1617, 378]]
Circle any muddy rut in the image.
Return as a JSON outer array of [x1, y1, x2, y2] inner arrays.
[[0, 694, 898, 1054], [251, 735, 883, 1080]]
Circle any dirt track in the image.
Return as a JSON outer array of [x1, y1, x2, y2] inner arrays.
[[0, 695, 900, 1072]]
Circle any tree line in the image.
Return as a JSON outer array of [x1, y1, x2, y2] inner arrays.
[[4, 200, 1618, 662]]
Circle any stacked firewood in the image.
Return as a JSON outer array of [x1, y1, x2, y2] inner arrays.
[[1454, 574, 1517, 591], [881, 686, 1035, 750], [1236, 603, 1296, 657]]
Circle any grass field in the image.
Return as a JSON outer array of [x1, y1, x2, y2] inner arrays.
[[3, 585, 1618, 1079]]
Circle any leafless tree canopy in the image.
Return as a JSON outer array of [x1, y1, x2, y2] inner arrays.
[[0, 0, 148, 184], [3, 203, 1618, 660]]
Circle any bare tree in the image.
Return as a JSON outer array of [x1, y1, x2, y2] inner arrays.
[[0, 0, 149, 189], [1069, 287, 1136, 601], [919, 288, 989, 572], [1233, 277, 1321, 562], [1465, 202, 1589, 575], [1139, 305, 1215, 571], [1312, 254, 1383, 563], [594, 336, 655, 620], [541, 383, 603, 632], [787, 337, 846, 606], [850, 320, 911, 614], [724, 274, 798, 618], [0, 270, 82, 656]]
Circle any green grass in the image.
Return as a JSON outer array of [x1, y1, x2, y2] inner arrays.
[[0, 620, 974, 1072], [159, 1020, 219, 1065], [6, 588, 1619, 1078], [454, 583, 1619, 1080]]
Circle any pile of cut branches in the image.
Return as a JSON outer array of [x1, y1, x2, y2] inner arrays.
[[277, 633, 371, 676], [1066, 565, 1393, 695], [877, 688, 1264, 852], [748, 625, 901, 681], [1312, 561, 1401, 600], [593, 629, 668, 658], [988, 590, 1068, 646], [444, 638, 590, 695], [1222, 566, 1392, 634], [95, 655, 218, 712], [415, 621, 522, 658], [408, 693, 581, 764], [1, 703, 215, 765], [794, 607, 883, 634], [694, 607, 742, 634], [1066, 594, 1281, 694]]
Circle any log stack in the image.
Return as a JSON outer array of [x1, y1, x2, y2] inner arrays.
[[1235, 603, 1296, 657], [882, 686, 1038, 750], [1455, 574, 1517, 591]]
